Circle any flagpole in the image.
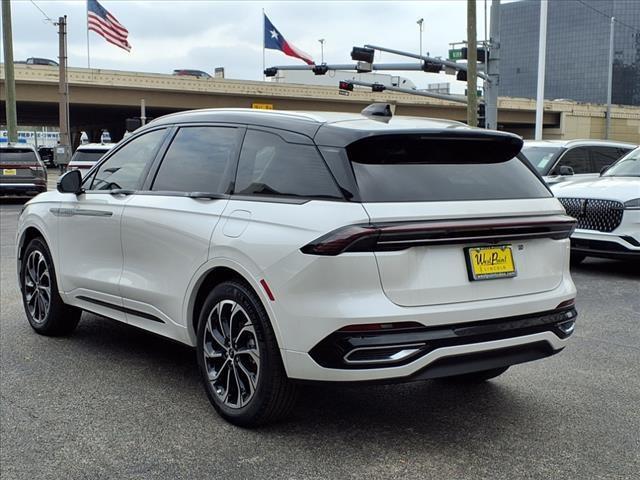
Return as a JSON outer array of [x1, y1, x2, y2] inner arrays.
[[86, 1, 91, 69], [262, 9, 265, 81]]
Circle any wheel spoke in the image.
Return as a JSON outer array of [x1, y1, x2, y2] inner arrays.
[[231, 363, 243, 407], [236, 347, 260, 368], [209, 358, 230, 382], [236, 359, 257, 398], [203, 341, 224, 359], [206, 315, 227, 351]]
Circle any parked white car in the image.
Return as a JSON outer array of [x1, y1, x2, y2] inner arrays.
[[67, 143, 116, 177], [16, 107, 578, 426], [521, 139, 636, 186], [552, 147, 640, 263]]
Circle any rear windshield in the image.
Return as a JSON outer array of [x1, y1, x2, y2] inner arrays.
[[0, 149, 38, 164], [71, 149, 108, 163], [521, 145, 562, 174], [345, 135, 551, 202]]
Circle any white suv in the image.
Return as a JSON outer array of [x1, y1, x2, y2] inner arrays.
[[68, 142, 116, 177], [17, 107, 578, 426]]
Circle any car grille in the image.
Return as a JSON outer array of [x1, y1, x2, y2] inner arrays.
[[558, 198, 623, 232]]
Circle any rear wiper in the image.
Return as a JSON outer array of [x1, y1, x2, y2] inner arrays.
[[188, 192, 228, 200]]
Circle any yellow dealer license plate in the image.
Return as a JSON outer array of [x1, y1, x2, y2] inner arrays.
[[3, 169, 17, 176], [466, 245, 517, 281]]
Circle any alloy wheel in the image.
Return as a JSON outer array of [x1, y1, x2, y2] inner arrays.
[[202, 300, 261, 409], [24, 250, 51, 324]]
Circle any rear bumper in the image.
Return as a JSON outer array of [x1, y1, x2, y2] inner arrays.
[[309, 307, 576, 370], [0, 182, 47, 196], [285, 328, 571, 383], [284, 307, 576, 383]]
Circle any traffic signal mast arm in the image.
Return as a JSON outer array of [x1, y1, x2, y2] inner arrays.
[[346, 80, 469, 104], [364, 44, 491, 82]]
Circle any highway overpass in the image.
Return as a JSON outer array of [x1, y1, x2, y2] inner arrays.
[[2, 64, 639, 145]]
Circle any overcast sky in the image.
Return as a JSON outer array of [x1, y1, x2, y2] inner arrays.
[[8, 0, 496, 90]]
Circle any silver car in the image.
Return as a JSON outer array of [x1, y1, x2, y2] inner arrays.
[[521, 139, 636, 185]]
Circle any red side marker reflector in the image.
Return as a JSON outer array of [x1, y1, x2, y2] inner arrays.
[[260, 279, 275, 302]]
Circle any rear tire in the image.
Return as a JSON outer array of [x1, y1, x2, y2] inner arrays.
[[197, 281, 297, 427], [440, 366, 509, 383], [20, 237, 81, 336], [570, 252, 586, 266]]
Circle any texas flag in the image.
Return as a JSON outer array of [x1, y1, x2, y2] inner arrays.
[[264, 14, 314, 65]]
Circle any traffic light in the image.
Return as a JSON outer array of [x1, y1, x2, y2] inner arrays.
[[312, 64, 329, 75], [477, 103, 486, 128], [339, 81, 354, 92], [460, 47, 489, 62], [371, 83, 385, 92], [422, 61, 442, 73], [264, 67, 278, 77], [351, 47, 375, 63], [456, 70, 467, 81]]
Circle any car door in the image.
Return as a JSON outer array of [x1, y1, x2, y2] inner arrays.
[[56, 128, 168, 321], [119, 125, 243, 337]]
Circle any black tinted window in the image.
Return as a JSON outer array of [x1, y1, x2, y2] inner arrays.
[[152, 126, 240, 193], [0, 149, 38, 164], [90, 129, 165, 191], [590, 146, 631, 172], [555, 147, 590, 174], [346, 135, 550, 202], [235, 130, 342, 199]]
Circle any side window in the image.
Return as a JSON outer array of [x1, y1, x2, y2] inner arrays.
[[590, 146, 624, 172], [235, 130, 342, 199], [89, 129, 166, 191], [151, 126, 240, 193], [555, 147, 591, 174]]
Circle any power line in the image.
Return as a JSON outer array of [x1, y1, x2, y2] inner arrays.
[[29, 0, 55, 25], [575, 0, 640, 34]]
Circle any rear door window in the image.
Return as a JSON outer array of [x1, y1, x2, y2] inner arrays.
[[234, 129, 342, 199], [151, 126, 241, 193], [590, 146, 631, 172], [345, 134, 550, 202]]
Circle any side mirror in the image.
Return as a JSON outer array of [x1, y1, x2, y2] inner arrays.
[[558, 165, 574, 176], [600, 164, 611, 176], [57, 169, 83, 194]]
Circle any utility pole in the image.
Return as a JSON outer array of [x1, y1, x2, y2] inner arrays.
[[2, 0, 18, 143], [319, 39, 325, 64], [467, 0, 478, 127], [605, 16, 615, 139], [417, 18, 424, 62], [535, 0, 548, 140], [485, 0, 500, 130], [57, 16, 71, 166]]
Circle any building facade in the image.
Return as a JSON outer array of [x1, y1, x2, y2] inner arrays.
[[499, 0, 640, 106]]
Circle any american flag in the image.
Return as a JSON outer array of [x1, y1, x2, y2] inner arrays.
[[87, 0, 131, 52]]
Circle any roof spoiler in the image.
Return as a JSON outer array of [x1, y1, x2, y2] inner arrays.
[[361, 103, 393, 123]]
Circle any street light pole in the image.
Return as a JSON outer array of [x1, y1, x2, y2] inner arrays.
[[319, 38, 325, 64], [605, 16, 615, 139], [535, 0, 548, 140], [467, 0, 478, 127], [417, 18, 424, 62]]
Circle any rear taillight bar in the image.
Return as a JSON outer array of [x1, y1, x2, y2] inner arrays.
[[301, 215, 577, 256]]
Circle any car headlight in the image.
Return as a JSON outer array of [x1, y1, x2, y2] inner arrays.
[[623, 198, 640, 210]]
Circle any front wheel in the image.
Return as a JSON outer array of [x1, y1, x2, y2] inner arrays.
[[20, 237, 81, 336], [197, 281, 297, 427]]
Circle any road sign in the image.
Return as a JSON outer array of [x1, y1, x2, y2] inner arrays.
[[448, 49, 464, 60]]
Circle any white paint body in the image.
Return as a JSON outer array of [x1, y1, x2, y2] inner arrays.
[[18, 191, 575, 381]]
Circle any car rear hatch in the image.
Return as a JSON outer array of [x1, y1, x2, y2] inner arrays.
[[0, 148, 42, 182], [344, 132, 574, 307]]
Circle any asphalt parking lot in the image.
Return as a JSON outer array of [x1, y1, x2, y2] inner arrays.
[[1, 172, 639, 479]]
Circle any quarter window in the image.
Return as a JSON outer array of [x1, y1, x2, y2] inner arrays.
[[590, 146, 630, 172], [152, 126, 241, 193], [89, 129, 166, 191], [235, 130, 342, 199]]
